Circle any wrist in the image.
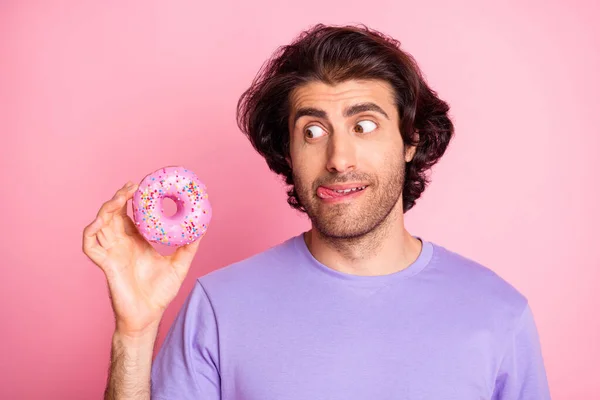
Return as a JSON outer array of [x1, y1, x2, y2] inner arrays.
[[114, 323, 160, 344]]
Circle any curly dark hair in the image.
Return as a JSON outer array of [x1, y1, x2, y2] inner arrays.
[[236, 23, 454, 213]]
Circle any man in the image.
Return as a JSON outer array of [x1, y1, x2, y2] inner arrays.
[[83, 23, 551, 399]]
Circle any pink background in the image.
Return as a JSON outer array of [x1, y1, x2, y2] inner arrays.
[[1, 1, 598, 398]]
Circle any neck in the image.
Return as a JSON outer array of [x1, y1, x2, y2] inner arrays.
[[303, 202, 423, 277]]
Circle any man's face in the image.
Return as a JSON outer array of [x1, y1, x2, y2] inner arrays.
[[287, 79, 416, 239]]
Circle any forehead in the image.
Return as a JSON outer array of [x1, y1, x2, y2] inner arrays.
[[289, 79, 397, 113]]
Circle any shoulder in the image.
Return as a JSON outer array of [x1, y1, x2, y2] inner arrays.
[[196, 235, 296, 295], [427, 241, 529, 322]]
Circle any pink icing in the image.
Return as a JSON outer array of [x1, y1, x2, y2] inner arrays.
[[132, 166, 212, 247]]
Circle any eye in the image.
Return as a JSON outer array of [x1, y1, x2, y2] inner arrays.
[[305, 125, 326, 139], [354, 120, 377, 134]]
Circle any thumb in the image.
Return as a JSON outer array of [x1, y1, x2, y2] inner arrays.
[[170, 237, 203, 278]]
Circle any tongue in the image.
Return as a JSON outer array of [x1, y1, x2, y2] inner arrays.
[[317, 187, 354, 198]]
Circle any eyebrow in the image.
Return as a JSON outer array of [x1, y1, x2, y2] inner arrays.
[[292, 102, 390, 126]]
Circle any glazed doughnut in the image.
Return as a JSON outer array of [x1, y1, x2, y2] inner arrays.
[[132, 166, 212, 247]]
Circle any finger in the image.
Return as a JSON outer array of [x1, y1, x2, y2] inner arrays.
[[83, 217, 102, 252], [94, 182, 136, 246], [96, 228, 112, 249], [122, 215, 142, 237], [117, 182, 138, 217], [82, 217, 108, 267], [96, 194, 126, 225], [170, 237, 203, 279], [113, 183, 138, 236], [112, 215, 126, 237], [111, 183, 138, 237], [96, 182, 137, 224]]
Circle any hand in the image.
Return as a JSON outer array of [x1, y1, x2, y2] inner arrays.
[[82, 181, 203, 336]]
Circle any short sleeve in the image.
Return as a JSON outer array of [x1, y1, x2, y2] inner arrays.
[[492, 303, 551, 399], [151, 280, 221, 400]]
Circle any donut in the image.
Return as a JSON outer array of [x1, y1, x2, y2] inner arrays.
[[132, 166, 212, 247]]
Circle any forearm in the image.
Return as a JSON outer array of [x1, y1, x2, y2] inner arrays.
[[105, 327, 159, 400]]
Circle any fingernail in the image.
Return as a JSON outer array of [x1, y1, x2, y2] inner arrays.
[[125, 182, 134, 189]]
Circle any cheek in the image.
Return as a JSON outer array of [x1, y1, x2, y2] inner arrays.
[[288, 132, 306, 164], [358, 141, 387, 167], [289, 150, 324, 188], [359, 142, 403, 180], [290, 153, 314, 180], [290, 137, 323, 168]]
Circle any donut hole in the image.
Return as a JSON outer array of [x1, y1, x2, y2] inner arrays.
[[161, 197, 178, 218]]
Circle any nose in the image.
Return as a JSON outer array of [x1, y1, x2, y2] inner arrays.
[[326, 131, 357, 174]]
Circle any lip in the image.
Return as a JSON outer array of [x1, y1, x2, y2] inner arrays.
[[316, 184, 369, 203], [319, 183, 369, 191]]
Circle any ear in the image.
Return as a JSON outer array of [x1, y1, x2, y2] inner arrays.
[[404, 129, 419, 163]]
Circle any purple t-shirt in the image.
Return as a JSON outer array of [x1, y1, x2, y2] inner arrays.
[[151, 233, 551, 399]]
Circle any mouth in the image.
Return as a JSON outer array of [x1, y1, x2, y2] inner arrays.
[[316, 184, 368, 202]]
